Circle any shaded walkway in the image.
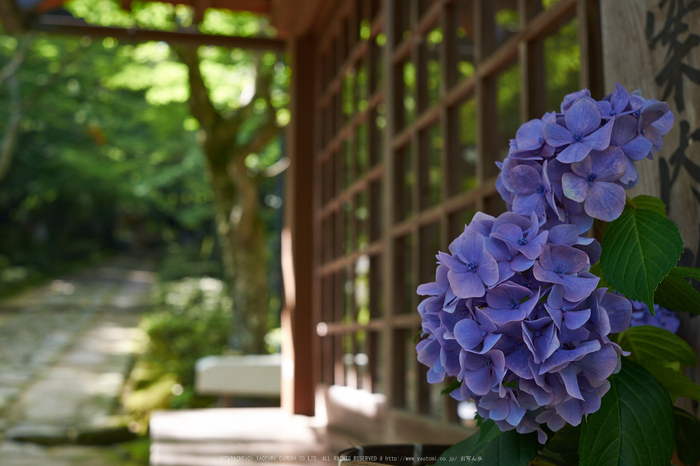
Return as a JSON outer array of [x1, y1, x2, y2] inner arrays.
[[0, 255, 154, 465]]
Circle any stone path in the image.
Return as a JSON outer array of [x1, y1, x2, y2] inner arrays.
[[0, 255, 155, 465]]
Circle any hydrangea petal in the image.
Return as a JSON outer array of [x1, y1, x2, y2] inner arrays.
[[506, 346, 534, 379], [458, 231, 486, 264], [621, 135, 653, 161], [639, 101, 670, 129], [555, 398, 583, 426], [610, 82, 630, 114], [584, 181, 625, 221], [556, 142, 592, 163], [610, 115, 638, 146], [558, 273, 600, 302], [490, 398, 510, 420], [543, 121, 575, 147], [560, 364, 584, 400], [620, 155, 639, 185], [510, 255, 535, 272], [578, 344, 617, 383], [476, 253, 500, 287], [516, 119, 545, 151], [590, 147, 627, 181], [601, 292, 632, 333], [582, 118, 614, 150], [548, 224, 580, 246], [564, 308, 591, 329], [448, 269, 485, 298], [465, 366, 494, 395], [454, 318, 485, 350], [512, 193, 547, 217], [565, 98, 601, 136], [505, 400, 526, 426], [562, 172, 589, 203], [506, 165, 542, 194]]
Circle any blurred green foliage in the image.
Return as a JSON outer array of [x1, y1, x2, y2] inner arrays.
[[0, 2, 287, 325], [123, 276, 231, 432], [0, 31, 217, 273], [143, 276, 232, 388]]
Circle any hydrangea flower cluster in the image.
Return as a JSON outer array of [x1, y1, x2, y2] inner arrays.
[[416, 84, 673, 443], [497, 83, 673, 224], [629, 301, 680, 334]]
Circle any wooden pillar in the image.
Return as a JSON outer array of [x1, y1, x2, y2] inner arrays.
[[475, 0, 499, 213], [281, 34, 316, 416], [578, 0, 604, 98], [518, 0, 546, 121], [381, 0, 400, 409]]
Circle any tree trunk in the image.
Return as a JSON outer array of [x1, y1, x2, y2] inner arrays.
[[177, 44, 278, 354], [208, 158, 269, 354]]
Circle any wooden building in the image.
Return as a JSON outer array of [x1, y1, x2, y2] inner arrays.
[[2, 0, 699, 445]]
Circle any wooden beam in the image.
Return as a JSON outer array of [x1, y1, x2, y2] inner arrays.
[[154, 0, 270, 14], [29, 14, 285, 50], [0, 0, 27, 35]]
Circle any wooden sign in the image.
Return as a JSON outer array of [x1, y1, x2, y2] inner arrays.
[[601, 0, 700, 411]]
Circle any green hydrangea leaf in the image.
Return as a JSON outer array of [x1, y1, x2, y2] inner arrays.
[[617, 325, 696, 368], [654, 267, 700, 316], [600, 208, 683, 311], [627, 195, 667, 217], [642, 363, 700, 402], [441, 379, 461, 395], [674, 407, 700, 466], [434, 420, 539, 466], [532, 424, 580, 466], [674, 266, 700, 281], [579, 360, 674, 466]]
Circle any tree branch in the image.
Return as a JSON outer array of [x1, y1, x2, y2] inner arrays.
[[235, 118, 279, 159], [173, 44, 220, 132], [0, 75, 22, 182], [0, 33, 33, 87]]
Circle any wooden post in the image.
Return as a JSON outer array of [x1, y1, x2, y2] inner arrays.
[[475, 0, 499, 213], [381, 0, 399, 409], [519, 0, 546, 121], [578, 0, 604, 98], [282, 34, 316, 416]]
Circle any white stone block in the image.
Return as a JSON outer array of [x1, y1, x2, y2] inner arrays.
[[194, 355, 281, 397]]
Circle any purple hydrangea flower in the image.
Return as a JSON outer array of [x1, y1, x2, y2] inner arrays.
[[439, 230, 499, 299], [454, 308, 502, 353], [561, 147, 627, 221], [597, 82, 631, 119], [543, 99, 614, 163], [509, 119, 556, 160], [629, 301, 680, 333], [639, 101, 673, 153], [503, 162, 556, 216], [484, 282, 540, 325], [416, 84, 672, 443], [610, 115, 653, 185], [459, 350, 506, 396], [491, 212, 549, 261], [533, 244, 599, 302]]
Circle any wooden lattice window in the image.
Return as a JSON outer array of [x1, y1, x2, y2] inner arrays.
[[312, 0, 601, 427]]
